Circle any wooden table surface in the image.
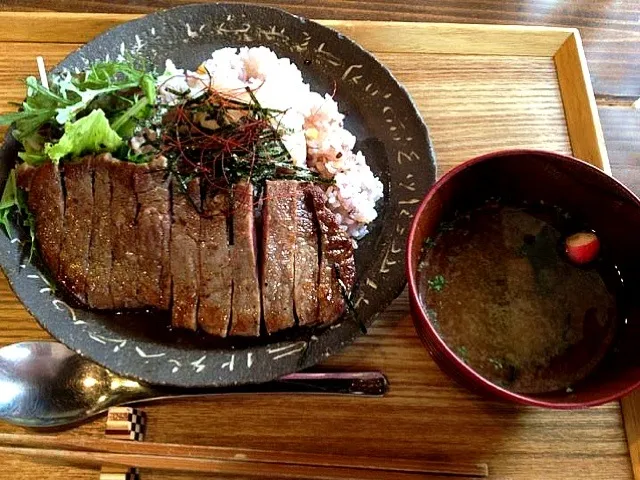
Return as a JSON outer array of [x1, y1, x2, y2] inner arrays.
[[0, 1, 638, 480]]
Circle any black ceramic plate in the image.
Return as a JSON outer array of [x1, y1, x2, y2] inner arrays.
[[0, 3, 436, 387]]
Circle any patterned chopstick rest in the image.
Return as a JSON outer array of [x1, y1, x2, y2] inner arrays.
[[104, 406, 147, 441], [99, 407, 147, 480]]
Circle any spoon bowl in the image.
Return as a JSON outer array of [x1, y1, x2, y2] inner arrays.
[[0, 342, 150, 428]]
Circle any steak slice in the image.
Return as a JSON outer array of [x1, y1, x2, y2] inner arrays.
[[262, 180, 297, 333], [109, 158, 141, 309], [22, 163, 65, 276], [58, 157, 94, 302], [87, 154, 114, 309], [294, 184, 319, 326], [170, 177, 201, 330], [198, 190, 232, 336], [308, 186, 356, 325], [229, 180, 261, 336], [133, 156, 171, 310]]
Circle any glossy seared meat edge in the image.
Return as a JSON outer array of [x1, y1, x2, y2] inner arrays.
[[16, 158, 357, 336]]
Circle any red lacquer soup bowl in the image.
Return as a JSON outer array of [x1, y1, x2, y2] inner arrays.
[[406, 150, 640, 408]]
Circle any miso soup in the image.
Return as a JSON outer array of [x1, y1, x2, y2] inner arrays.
[[418, 201, 620, 394]]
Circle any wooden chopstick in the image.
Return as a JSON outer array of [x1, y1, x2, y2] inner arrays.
[[0, 433, 488, 478], [0, 445, 483, 479]]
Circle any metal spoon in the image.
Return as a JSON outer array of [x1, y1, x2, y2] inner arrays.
[[0, 341, 388, 428]]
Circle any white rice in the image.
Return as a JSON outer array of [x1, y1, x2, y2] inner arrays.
[[157, 46, 384, 239]]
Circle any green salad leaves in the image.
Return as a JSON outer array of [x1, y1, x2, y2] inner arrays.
[[0, 58, 158, 165]]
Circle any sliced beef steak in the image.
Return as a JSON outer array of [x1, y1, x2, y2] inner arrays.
[[108, 158, 142, 309], [170, 178, 201, 330], [262, 180, 297, 333], [18, 162, 65, 276], [294, 184, 319, 326], [133, 156, 171, 310], [308, 186, 356, 325], [198, 190, 232, 336], [86, 154, 114, 309], [58, 157, 94, 302], [14, 154, 359, 337], [229, 180, 261, 336]]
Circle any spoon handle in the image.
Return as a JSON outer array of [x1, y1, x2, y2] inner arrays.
[[143, 371, 388, 401], [267, 371, 388, 395]]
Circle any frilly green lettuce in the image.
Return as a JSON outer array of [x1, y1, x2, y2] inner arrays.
[[45, 109, 123, 162]]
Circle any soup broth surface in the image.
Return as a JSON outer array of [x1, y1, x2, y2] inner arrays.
[[419, 202, 619, 394]]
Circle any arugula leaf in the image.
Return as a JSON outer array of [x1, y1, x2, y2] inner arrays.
[[17, 152, 47, 165], [54, 80, 141, 125], [111, 97, 150, 133], [13, 112, 57, 142], [0, 169, 19, 237], [45, 109, 123, 162], [79, 58, 151, 90], [17, 133, 47, 165], [0, 76, 69, 141], [25, 76, 73, 107], [140, 74, 157, 103], [0, 109, 43, 125], [0, 169, 37, 259], [126, 150, 154, 164], [0, 106, 56, 143]]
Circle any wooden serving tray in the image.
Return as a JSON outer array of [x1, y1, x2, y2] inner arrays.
[[0, 13, 636, 480]]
